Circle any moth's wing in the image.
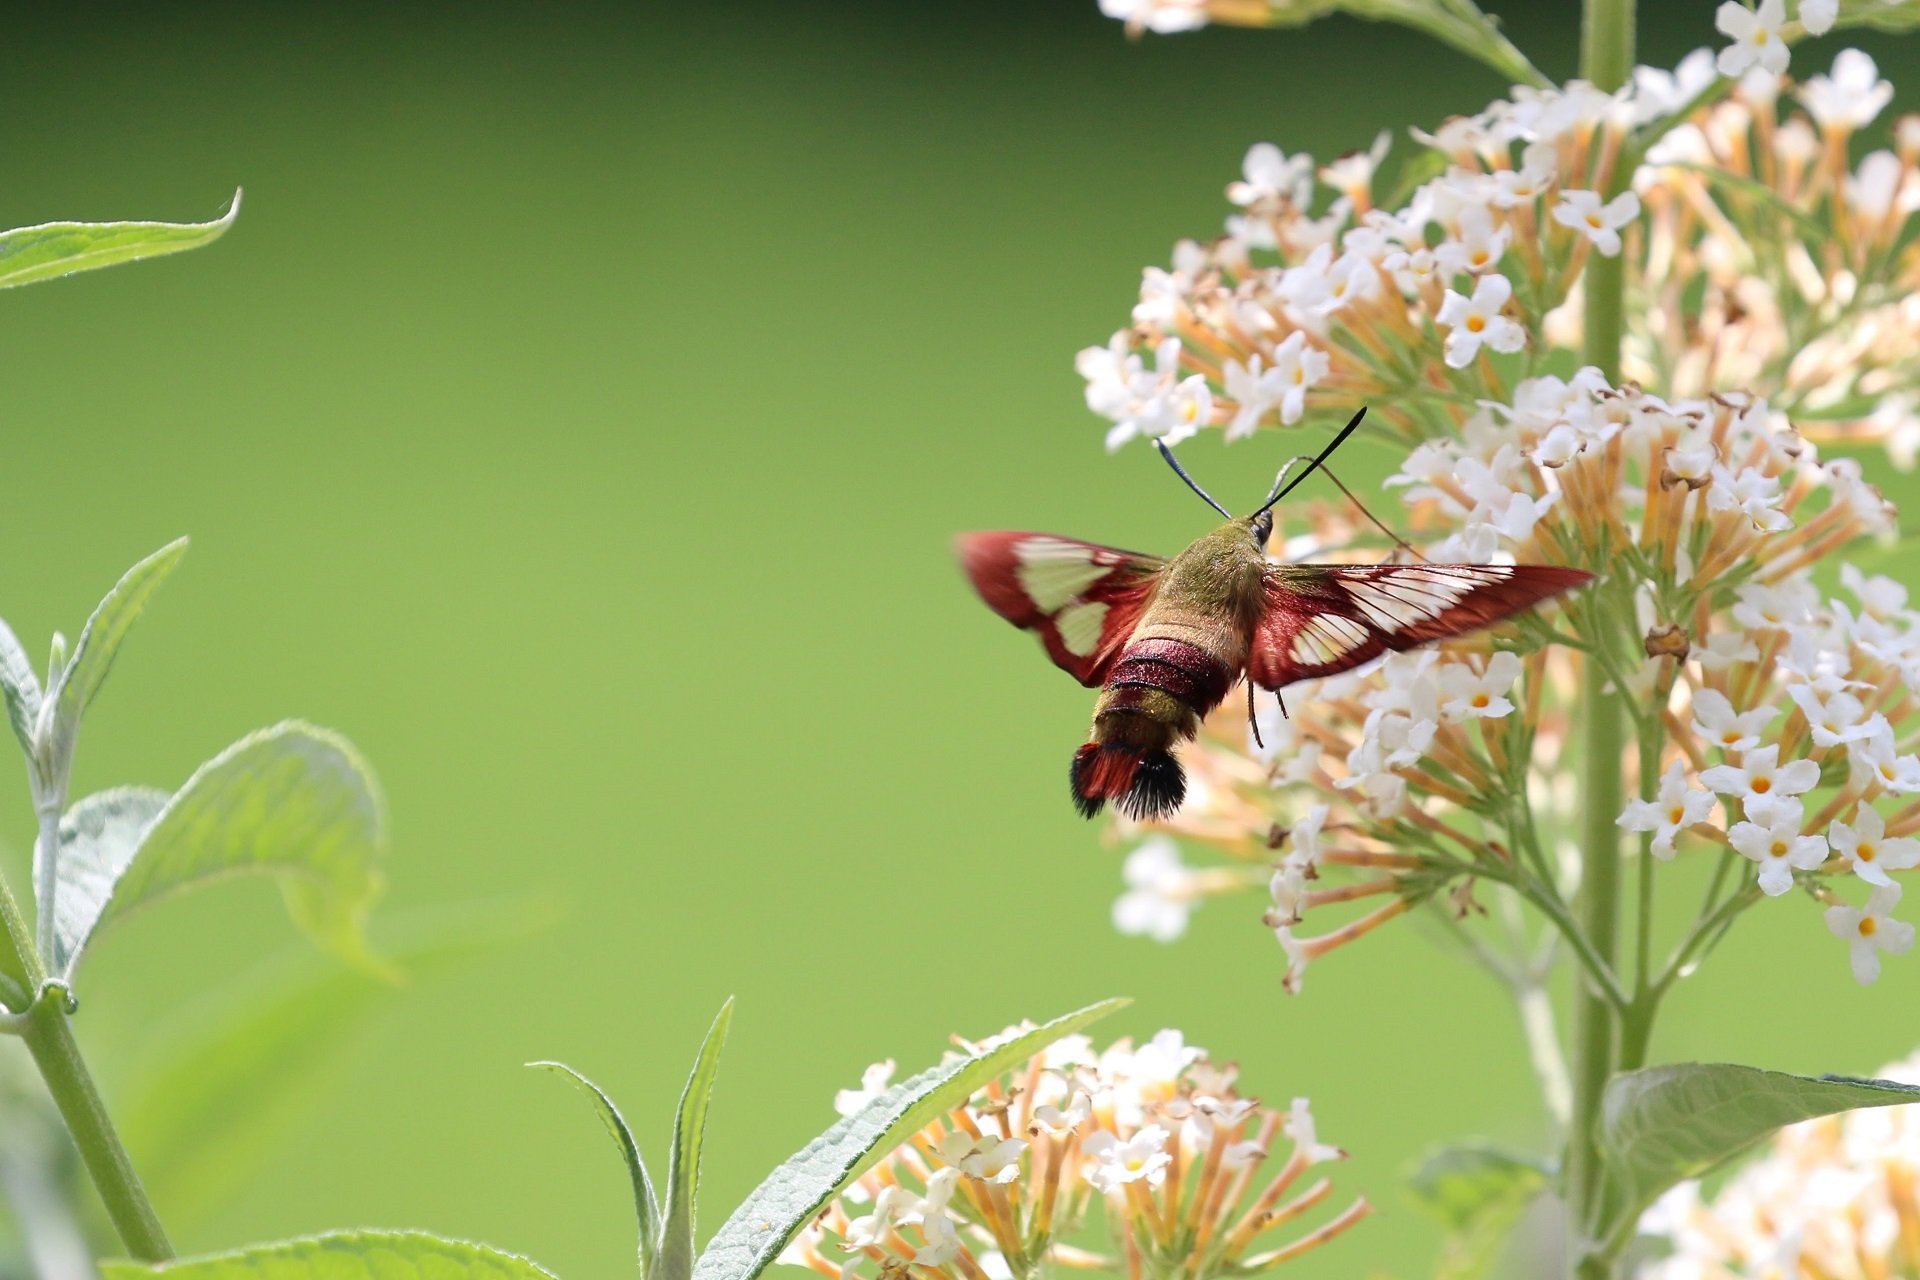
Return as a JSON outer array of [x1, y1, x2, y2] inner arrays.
[[1248, 562, 1592, 691], [957, 532, 1166, 687]]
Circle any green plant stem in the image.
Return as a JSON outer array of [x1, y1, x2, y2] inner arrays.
[[0, 830, 171, 1260], [19, 998, 172, 1261], [1567, 2, 1634, 1276], [1567, 654, 1623, 1278]]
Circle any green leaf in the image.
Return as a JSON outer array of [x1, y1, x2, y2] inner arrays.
[[531, 1061, 663, 1277], [42, 786, 170, 978], [659, 1000, 736, 1280], [41, 538, 190, 783], [0, 618, 41, 756], [692, 997, 1128, 1280], [1602, 1062, 1920, 1215], [122, 901, 544, 1224], [75, 721, 387, 980], [0, 194, 239, 292], [99, 1230, 555, 1279], [1406, 1142, 1550, 1280]]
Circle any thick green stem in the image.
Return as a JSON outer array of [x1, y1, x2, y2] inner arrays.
[[20, 999, 171, 1261], [1566, 654, 1624, 1275], [1567, 2, 1634, 1277]]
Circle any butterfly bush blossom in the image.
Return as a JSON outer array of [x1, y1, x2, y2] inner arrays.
[[1078, 21, 1920, 995], [781, 1029, 1367, 1280]]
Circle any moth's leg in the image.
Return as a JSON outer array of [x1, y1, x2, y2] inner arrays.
[[1277, 687, 1289, 719], [1247, 680, 1264, 750]]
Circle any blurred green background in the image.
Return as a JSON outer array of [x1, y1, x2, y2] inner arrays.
[[4, 2, 1920, 1277]]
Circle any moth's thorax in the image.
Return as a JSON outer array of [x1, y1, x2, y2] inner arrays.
[[1130, 519, 1269, 661]]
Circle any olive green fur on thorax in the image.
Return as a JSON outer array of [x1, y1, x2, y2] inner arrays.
[[1136, 518, 1270, 639]]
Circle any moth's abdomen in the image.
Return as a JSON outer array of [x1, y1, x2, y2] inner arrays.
[[1069, 637, 1238, 820], [1104, 637, 1237, 720]]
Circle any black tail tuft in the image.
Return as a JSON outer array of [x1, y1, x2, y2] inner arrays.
[[1070, 743, 1186, 821], [1117, 750, 1185, 820]]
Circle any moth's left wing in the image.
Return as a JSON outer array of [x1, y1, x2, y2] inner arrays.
[[957, 531, 1166, 687], [1248, 562, 1592, 690]]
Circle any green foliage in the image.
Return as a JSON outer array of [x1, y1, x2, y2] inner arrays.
[[99, 1231, 555, 1279], [0, 195, 239, 292], [660, 1002, 734, 1280], [39, 722, 387, 985], [1405, 1143, 1550, 1280], [120, 721, 386, 966], [35, 537, 189, 787], [1601, 1062, 1920, 1216], [531, 1063, 662, 1277], [44, 788, 170, 978], [0, 619, 40, 756], [691, 997, 1128, 1280]]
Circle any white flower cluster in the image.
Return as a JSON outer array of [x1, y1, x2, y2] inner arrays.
[[1638, 1046, 1920, 1279], [782, 1030, 1367, 1280], [1080, 39, 1920, 466], [1110, 372, 1900, 988]]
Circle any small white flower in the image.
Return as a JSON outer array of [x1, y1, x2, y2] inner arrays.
[[908, 1169, 964, 1265], [1083, 1125, 1173, 1191], [1730, 579, 1817, 631], [1715, 0, 1790, 79], [1030, 1090, 1091, 1137], [1436, 203, 1511, 275], [1551, 189, 1641, 257], [1098, 0, 1208, 35], [1631, 49, 1718, 125], [1690, 688, 1774, 753], [1437, 651, 1523, 722], [1619, 760, 1717, 859], [1846, 150, 1917, 221], [1284, 1098, 1345, 1164], [1799, 0, 1836, 35], [1787, 684, 1874, 749], [1491, 142, 1558, 208], [1320, 130, 1392, 202], [934, 1131, 1028, 1183], [1437, 274, 1525, 369], [1828, 806, 1920, 888], [843, 1185, 916, 1249], [1853, 716, 1920, 794], [1706, 465, 1793, 532], [1800, 50, 1893, 132], [1825, 886, 1915, 984], [1700, 744, 1822, 823], [1223, 331, 1326, 439], [1112, 838, 1195, 943], [1729, 811, 1828, 896], [1229, 142, 1315, 211], [1693, 630, 1761, 672], [1842, 564, 1909, 619], [835, 1060, 897, 1117]]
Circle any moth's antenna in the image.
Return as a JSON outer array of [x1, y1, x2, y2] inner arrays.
[[1251, 406, 1368, 518], [1316, 464, 1426, 562], [1155, 440, 1235, 520]]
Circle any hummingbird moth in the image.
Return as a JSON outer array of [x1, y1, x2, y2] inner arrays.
[[958, 408, 1592, 820]]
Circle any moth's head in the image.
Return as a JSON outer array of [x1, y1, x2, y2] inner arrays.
[[1247, 508, 1275, 548]]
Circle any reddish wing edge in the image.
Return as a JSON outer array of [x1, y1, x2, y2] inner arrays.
[[957, 531, 1165, 687], [1248, 563, 1592, 691]]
